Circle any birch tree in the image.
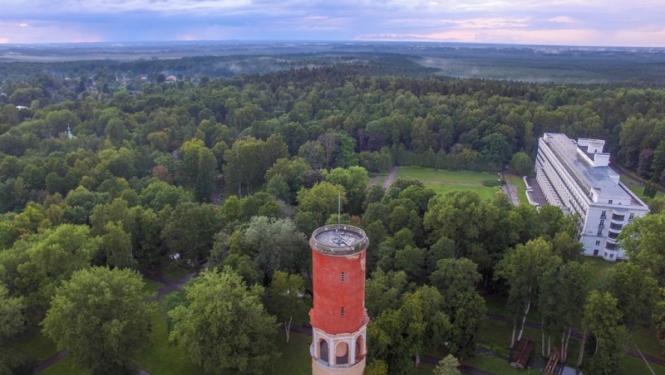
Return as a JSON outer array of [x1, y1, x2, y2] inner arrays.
[[495, 237, 561, 348], [267, 270, 306, 344]]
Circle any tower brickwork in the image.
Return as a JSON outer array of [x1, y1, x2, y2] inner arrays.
[[309, 224, 369, 375]]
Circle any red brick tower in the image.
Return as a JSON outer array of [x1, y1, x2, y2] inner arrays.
[[309, 224, 369, 375]]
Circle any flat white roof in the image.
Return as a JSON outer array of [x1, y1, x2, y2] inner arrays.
[[543, 133, 646, 207]]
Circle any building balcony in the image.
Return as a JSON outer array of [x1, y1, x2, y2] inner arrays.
[[605, 242, 617, 251], [608, 230, 620, 240], [609, 223, 623, 231], [611, 214, 625, 222]]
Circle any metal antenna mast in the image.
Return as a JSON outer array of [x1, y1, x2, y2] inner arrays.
[[338, 193, 341, 224]]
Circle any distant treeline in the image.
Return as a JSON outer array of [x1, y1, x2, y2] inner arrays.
[[0, 62, 665, 214]]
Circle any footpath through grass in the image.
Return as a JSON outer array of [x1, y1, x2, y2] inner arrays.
[[397, 167, 500, 200]]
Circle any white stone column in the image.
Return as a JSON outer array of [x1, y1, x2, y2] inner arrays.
[[349, 337, 356, 364]]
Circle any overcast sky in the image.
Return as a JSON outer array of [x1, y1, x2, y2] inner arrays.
[[0, 0, 663, 47]]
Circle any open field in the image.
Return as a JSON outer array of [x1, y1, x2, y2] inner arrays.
[[396, 167, 500, 200]]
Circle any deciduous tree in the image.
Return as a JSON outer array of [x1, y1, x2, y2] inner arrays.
[[168, 269, 278, 375], [42, 267, 153, 375]]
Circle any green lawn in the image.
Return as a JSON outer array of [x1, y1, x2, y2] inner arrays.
[[274, 331, 313, 375], [424, 184, 499, 201], [484, 294, 540, 323], [415, 362, 436, 374], [135, 310, 206, 375], [161, 264, 192, 281], [14, 329, 58, 362], [468, 354, 525, 375], [504, 174, 529, 206], [619, 353, 665, 375], [40, 355, 88, 375], [397, 167, 500, 185], [397, 167, 500, 200], [620, 175, 663, 203], [142, 279, 164, 296], [581, 256, 614, 282], [631, 327, 665, 359]]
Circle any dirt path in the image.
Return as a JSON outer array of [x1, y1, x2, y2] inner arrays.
[[383, 166, 399, 190]]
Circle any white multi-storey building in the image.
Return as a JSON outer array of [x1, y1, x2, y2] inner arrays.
[[535, 133, 650, 261]]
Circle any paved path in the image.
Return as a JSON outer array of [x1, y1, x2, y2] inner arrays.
[[141, 263, 206, 299], [501, 173, 520, 206], [383, 166, 399, 190], [33, 349, 69, 373]]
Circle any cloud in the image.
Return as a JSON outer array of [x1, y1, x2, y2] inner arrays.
[[549, 16, 575, 23], [0, 0, 663, 46]]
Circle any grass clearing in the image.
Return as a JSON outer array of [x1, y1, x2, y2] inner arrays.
[[397, 167, 500, 185], [397, 167, 500, 200], [468, 354, 524, 375], [619, 174, 663, 203], [142, 279, 164, 296], [581, 256, 614, 282], [484, 293, 539, 322], [40, 355, 88, 375], [14, 329, 58, 361], [425, 184, 499, 201], [274, 331, 312, 375], [619, 353, 665, 375], [135, 309, 205, 375]]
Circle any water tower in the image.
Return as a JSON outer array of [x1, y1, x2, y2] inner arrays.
[[309, 224, 369, 375]]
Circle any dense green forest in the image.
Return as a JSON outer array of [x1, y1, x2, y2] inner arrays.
[[3, 59, 665, 375]]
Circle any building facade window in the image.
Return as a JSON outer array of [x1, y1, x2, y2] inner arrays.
[[609, 200, 613, 204], [341, 272, 345, 282], [629, 213, 635, 220], [595, 240, 600, 245], [601, 211, 607, 219], [597, 229, 603, 236]]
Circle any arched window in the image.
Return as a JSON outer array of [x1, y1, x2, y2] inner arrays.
[[319, 339, 329, 364], [335, 342, 349, 365], [355, 335, 365, 361]]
